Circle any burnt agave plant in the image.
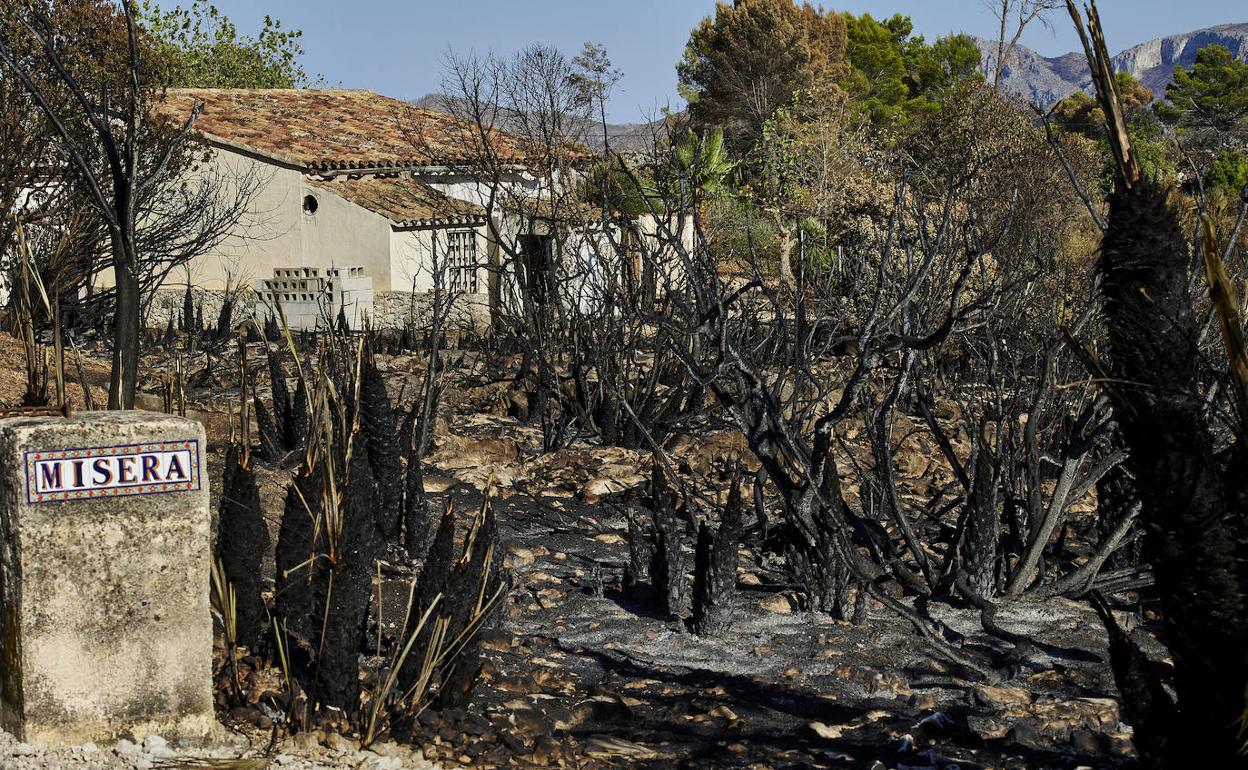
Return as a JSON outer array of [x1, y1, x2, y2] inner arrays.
[[216, 441, 269, 650], [691, 472, 744, 636], [311, 431, 383, 711], [358, 348, 404, 541]]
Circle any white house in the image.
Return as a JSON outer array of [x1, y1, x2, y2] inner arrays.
[[148, 88, 550, 331], [139, 88, 695, 332]]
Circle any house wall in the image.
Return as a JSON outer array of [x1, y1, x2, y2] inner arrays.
[[388, 225, 489, 294], [133, 147, 398, 325], [129, 149, 615, 331], [382, 224, 492, 332], [418, 171, 540, 209]]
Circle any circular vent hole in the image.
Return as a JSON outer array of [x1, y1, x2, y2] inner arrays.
[[302, 194, 319, 215]]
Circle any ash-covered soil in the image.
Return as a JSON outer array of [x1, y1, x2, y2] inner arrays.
[[399, 485, 1136, 770], [0, 339, 1146, 769]]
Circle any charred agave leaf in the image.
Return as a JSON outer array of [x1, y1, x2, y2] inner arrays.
[[217, 442, 269, 650], [403, 458, 433, 560], [312, 434, 383, 712], [252, 395, 283, 463], [692, 474, 744, 636], [268, 347, 293, 450], [437, 502, 505, 709], [274, 459, 323, 661], [359, 353, 403, 540]]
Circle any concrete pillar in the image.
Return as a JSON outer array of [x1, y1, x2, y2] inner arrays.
[[0, 412, 214, 745]]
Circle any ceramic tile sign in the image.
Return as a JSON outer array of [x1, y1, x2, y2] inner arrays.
[[0, 412, 215, 746], [25, 440, 201, 503]]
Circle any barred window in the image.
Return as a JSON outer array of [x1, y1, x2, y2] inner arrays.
[[445, 230, 478, 293]]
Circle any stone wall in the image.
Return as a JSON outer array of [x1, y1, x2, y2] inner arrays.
[[146, 287, 491, 334], [359, 291, 492, 335], [145, 286, 258, 331]]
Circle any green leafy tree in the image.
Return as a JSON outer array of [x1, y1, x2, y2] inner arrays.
[[1156, 44, 1248, 131], [842, 13, 910, 124], [1052, 72, 1173, 184], [909, 33, 982, 101], [140, 1, 311, 88], [1210, 149, 1248, 196], [677, 0, 848, 157], [841, 13, 981, 125]]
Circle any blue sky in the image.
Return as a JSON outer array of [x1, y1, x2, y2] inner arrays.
[[202, 0, 1244, 121]]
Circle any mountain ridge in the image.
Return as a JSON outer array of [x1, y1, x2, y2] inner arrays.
[[977, 22, 1248, 106]]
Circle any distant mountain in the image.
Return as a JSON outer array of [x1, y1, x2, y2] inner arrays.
[[410, 93, 668, 154], [976, 23, 1248, 106]]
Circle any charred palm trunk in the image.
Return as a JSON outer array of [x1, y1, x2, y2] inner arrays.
[[1068, 5, 1248, 764], [647, 463, 687, 617], [1098, 176, 1246, 765], [958, 427, 1001, 599], [268, 347, 294, 450], [436, 503, 504, 709], [359, 352, 403, 540], [274, 456, 324, 673], [397, 503, 457, 691], [290, 375, 309, 449], [402, 458, 433, 559], [252, 394, 284, 463]]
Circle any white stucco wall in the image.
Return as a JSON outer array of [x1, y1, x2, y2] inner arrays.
[[418, 171, 540, 209], [389, 225, 490, 295], [110, 147, 398, 294]]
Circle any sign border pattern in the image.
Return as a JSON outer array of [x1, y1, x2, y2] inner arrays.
[[24, 439, 202, 504]]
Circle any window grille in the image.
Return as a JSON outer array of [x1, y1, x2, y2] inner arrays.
[[446, 230, 478, 293]]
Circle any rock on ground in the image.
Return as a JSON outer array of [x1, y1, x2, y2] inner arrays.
[[0, 729, 440, 770]]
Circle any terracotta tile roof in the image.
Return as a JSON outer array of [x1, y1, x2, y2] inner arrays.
[[155, 88, 538, 171], [308, 175, 486, 227]]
